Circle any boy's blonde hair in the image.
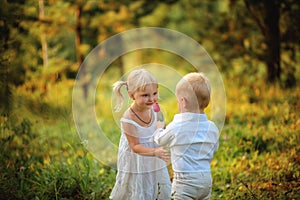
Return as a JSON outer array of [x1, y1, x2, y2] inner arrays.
[[113, 69, 158, 112], [176, 72, 211, 110]]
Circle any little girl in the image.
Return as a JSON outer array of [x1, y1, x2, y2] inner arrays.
[[109, 69, 171, 200]]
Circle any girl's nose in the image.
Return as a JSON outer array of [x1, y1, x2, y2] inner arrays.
[[148, 96, 154, 102], [149, 96, 154, 102]]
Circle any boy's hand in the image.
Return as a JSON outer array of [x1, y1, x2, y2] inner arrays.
[[154, 146, 170, 162]]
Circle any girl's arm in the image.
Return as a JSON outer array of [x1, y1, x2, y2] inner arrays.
[[156, 110, 165, 129], [122, 122, 169, 162]]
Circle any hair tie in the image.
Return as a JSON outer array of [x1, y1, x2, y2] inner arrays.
[[124, 82, 128, 87]]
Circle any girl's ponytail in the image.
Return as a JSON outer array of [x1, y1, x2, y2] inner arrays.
[[113, 81, 127, 112]]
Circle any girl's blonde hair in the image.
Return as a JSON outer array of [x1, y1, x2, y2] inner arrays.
[[113, 69, 158, 112]]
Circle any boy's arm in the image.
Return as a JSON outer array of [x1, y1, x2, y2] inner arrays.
[[153, 125, 175, 146], [154, 110, 174, 146]]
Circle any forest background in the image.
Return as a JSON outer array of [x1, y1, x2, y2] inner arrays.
[[0, 0, 299, 199]]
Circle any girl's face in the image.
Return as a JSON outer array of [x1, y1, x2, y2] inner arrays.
[[131, 84, 158, 110]]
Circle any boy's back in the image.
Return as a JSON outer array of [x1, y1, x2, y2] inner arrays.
[[154, 112, 219, 172], [153, 72, 219, 199]]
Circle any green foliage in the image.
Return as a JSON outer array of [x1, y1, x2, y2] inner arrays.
[[0, 0, 300, 199], [0, 89, 117, 199], [210, 79, 300, 199], [1, 69, 299, 199]]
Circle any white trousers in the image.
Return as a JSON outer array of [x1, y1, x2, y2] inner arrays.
[[171, 172, 212, 200]]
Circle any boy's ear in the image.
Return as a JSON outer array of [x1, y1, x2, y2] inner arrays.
[[182, 97, 188, 109]]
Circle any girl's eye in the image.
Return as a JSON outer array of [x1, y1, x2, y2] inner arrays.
[[153, 92, 157, 96]]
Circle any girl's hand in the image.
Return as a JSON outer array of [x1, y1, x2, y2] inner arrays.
[[156, 110, 165, 129], [154, 146, 170, 162], [156, 121, 165, 129]]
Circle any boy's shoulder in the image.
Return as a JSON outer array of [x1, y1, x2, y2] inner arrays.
[[207, 120, 219, 141], [208, 120, 218, 129], [206, 120, 218, 131], [165, 120, 177, 130]]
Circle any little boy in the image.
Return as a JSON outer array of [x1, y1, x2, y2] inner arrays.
[[153, 72, 219, 200]]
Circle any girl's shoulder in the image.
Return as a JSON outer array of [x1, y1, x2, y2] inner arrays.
[[121, 110, 137, 126], [121, 109, 157, 128], [122, 109, 131, 118]]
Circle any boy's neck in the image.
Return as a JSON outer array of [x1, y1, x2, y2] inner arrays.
[[181, 108, 205, 114]]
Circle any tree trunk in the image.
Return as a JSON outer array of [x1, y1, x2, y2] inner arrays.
[[116, 36, 125, 78], [245, 0, 281, 83], [75, 2, 88, 99], [75, 3, 84, 65], [264, 0, 281, 83], [39, 0, 48, 68]]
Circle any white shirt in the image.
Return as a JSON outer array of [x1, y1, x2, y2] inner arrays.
[[153, 112, 219, 172]]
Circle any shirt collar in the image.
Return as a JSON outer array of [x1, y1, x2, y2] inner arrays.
[[173, 112, 208, 122]]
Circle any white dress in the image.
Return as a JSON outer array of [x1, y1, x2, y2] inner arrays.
[[110, 112, 171, 200]]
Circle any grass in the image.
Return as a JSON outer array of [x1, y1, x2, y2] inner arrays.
[[211, 81, 300, 199], [0, 75, 299, 199]]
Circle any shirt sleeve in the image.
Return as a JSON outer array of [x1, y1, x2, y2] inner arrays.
[[152, 127, 175, 146]]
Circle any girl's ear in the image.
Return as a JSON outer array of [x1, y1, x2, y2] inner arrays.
[[128, 91, 135, 100]]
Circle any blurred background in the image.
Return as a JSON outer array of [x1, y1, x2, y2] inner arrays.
[[0, 0, 299, 199]]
